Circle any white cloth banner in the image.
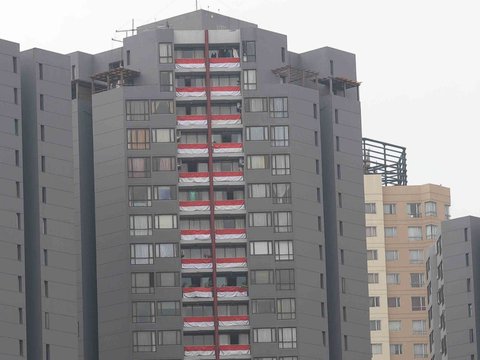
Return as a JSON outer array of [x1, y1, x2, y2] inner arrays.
[[218, 320, 249, 327], [213, 147, 243, 153], [211, 90, 241, 97], [213, 175, 243, 182], [210, 62, 241, 68], [215, 232, 246, 240], [178, 148, 208, 155], [181, 233, 211, 241], [220, 349, 250, 356], [179, 205, 210, 212], [185, 350, 215, 357], [212, 119, 242, 126], [176, 90, 206, 97], [217, 261, 247, 269], [177, 119, 208, 127], [181, 262, 213, 269], [184, 321, 214, 328], [217, 290, 248, 298], [215, 204, 245, 211], [175, 63, 205, 70], [179, 176, 209, 183], [183, 290, 213, 298]]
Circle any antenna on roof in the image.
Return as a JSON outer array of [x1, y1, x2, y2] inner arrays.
[[116, 19, 136, 38]]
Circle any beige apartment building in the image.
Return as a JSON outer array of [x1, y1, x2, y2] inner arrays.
[[365, 174, 450, 359]]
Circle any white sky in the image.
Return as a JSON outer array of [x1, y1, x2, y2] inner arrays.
[[2, 0, 479, 217]]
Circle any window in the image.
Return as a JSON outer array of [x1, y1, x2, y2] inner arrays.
[[385, 250, 399, 261], [390, 344, 403, 355], [335, 136, 340, 151], [468, 303, 473, 317], [384, 227, 397, 237], [252, 299, 275, 314], [425, 201, 437, 216], [14, 88, 18, 105], [407, 203, 421, 217], [273, 211, 292, 232], [133, 331, 156, 352], [151, 100, 174, 114], [371, 344, 383, 355], [126, 100, 149, 121], [15, 150, 20, 167], [389, 320, 401, 331], [413, 344, 428, 358], [366, 226, 377, 237], [272, 183, 291, 204], [44, 281, 49, 298], [243, 69, 257, 90], [13, 56, 17, 73], [253, 328, 276, 343], [365, 203, 376, 214], [16, 213, 22, 230], [339, 221, 343, 236], [337, 164, 341, 179], [155, 243, 179, 258], [367, 250, 378, 260], [132, 272, 154, 294], [276, 269, 295, 290], [412, 320, 427, 335], [318, 216, 322, 231], [41, 218, 47, 235], [159, 43, 173, 63], [466, 253, 470, 266], [158, 330, 181, 345], [249, 212, 272, 227], [410, 249, 424, 264], [127, 128, 150, 150], [129, 215, 153, 236], [467, 278, 471, 292], [370, 320, 381, 331], [281, 47, 286, 62], [126, 50, 131, 65], [40, 125, 45, 141], [411, 296, 426, 311], [41, 155, 46, 172], [388, 297, 401, 308], [426, 224, 438, 240], [45, 344, 50, 360], [153, 185, 176, 200], [408, 226, 423, 241], [278, 327, 296, 349], [269, 97, 288, 117], [18, 308, 23, 324], [410, 273, 425, 288], [154, 215, 177, 229], [271, 126, 289, 146], [275, 241, 294, 261], [41, 186, 46, 203], [128, 157, 151, 178], [159, 71, 173, 91], [246, 126, 268, 141], [245, 97, 268, 112], [157, 301, 180, 316], [370, 296, 380, 307], [387, 273, 400, 285], [152, 156, 176, 171], [14, 119, 19, 136], [17, 244, 22, 261], [251, 270, 274, 285], [128, 186, 152, 207], [43, 249, 48, 266], [242, 41, 256, 62], [272, 154, 290, 175], [250, 241, 273, 256], [156, 272, 179, 287], [248, 183, 271, 198], [315, 159, 320, 174], [313, 104, 318, 119], [39, 63, 43, 80], [277, 299, 295, 319], [344, 335, 348, 351], [18, 275, 23, 292], [132, 302, 155, 323], [384, 203, 396, 214], [368, 273, 379, 284], [130, 244, 154, 265], [445, 204, 451, 219], [247, 155, 269, 169]]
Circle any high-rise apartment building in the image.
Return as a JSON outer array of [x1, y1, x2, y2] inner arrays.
[[1, 9, 371, 360], [426, 216, 480, 360], [363, 139, 450, 359]]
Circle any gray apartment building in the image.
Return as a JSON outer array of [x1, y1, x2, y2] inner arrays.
[[426, 216, 480, 360], [1, 9, 370, 360]]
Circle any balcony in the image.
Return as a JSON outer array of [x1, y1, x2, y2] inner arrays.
[[218, 315, 249, 328], [213, 143, 243, 156], [215, 229, 246, 242], [179, 172, 244, 185], [178, 200, 245, 214], [178, 144, 209, 157], [184, 345, 250, 358], [183, 287, 213, 299], [215, 200, 245, 212], [175, 58, 206, 70], [184, 345, 215, 358], [179, 200, 210, 213], [210, 57, 240, 69], [182, 286, 248, 300], [211, 86, 241, 98], [180, 228, 246, 243], [180, 229, 211, 242], [176, 86, 241, 99], [183, 315, 249, 331], [177, 114, 242, 128], [217, 257, 247, 270], [220, 344, 250, 357], [182, 258, 213, 270]]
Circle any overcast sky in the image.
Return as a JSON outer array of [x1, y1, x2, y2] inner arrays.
[[2, 0, 479, 217]]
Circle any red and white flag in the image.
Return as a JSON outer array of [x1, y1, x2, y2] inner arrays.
[[219, 344, 250, 356], [217, 257, 247, 269], [218, 315, 249, 327], [209, 57, 240, 69], [175, 58, 206, 70], [183, 287, 213, 298], [180, 229, 211, 241], [184, 345, 215, 357], [212, 114, 242, 126], [217, 286, 248, 298], [178, 143, 208, 155], [176, 86, 206, 97], [215, 200, 245, 211], [179, 172, 210, 184], [215, 228, 246, 240], [211, 86, 241, 97], [213, 143, 243, 154], [177, 115, 208, 127], [183, 316, 214, 328], [179, 200, 210, 212], [213, 171, 243, 183], [181, 258, 213, 270]]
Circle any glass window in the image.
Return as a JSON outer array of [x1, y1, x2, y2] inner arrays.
[[242, 41, 256, 62], [127, 128, 150, 149], [246, 126, 268, 141], [278, 327, 296, 349], [271, 154, 290, 175], [275, 240, 293, 261], [128, 186, 152, 207], [245, 98, 268, 112], [365, 203, 376, 214], [412, 320, 427, 335], [158, 330, 181, 345], [154, 215, 178, 229], [384, 227, 397, 237], [160, 71, 173, 91], [385, 250, 399, 261], [133, 331, 156, 352], [156, 272, 180, 287], [247, 155, 269, 169], [368, 273, 379, 284], [426, 224, 438, 240], [389, 320, 401, 331], [243, 69, 257, 90], [367, 249, 378, 260], [129, 215, 153, 236], [250, 241, 273, 255], [130, 244, 154, 264], [272, 183, 291, 204], [370, 320, 381, 331], [413, 344, 428, 358], [248, 212, 272, 227], [369, 296, 380, 307], [252, 299, 275, 314], [155, 243, 179, 258], [251, 270, 274, 285], [271, 126, 289, 146], [276, 269, 295, 290], [409, 249, 424, 264], [269, 97, 288, 118], [152, 185, 176, 200], [184, 304, 213, 316], [273, 211, 292, 233], [151, 100, 174, 114], [253, 328, 276, 343], [407, 203, 421, 217], [410, 273, 425, 288], [128, 157, 151, 178], [371, 344, 382, 354], [151, 128, 175, 142], [126, 100, 149, 121], [408, 226, 423, 240], [277, 298, 295, 319], [411, 296, 426, 311], [157, 301, 180, 316], [387, 273, 400, 284], [425, 201, 437, 216], [248, 183, 271, 198], [390, 344, 403, 355], [132, 302, 155, 323], [152, 157, 176, 171], [383, 203, 396, 214], [159, 43, 173, 63], [131, 272, 154, 294], [388, 297, 401, 308]]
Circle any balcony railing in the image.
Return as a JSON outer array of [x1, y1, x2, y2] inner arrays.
[[179, 228, 246, 242], [210, 57, 240, 69], [213, 143, 243, 154], [215, 200, 245, 211], [183, 315, 249, 329], [180, 229, 211, 241], [178, 144, 209, 156], [179, 200, 245, 213], [183, 345, 251, 358], [182, 258, 213, 270], [176, 86, 241, 98], [177, 114, 241, 128], [182, 286, 248, 299], [179, 171, 244, 184], [183, 287, 213, 299], [175, 58, 206, 70], [217, 257, 247, 269]]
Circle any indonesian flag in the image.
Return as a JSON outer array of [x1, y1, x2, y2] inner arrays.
[[177, 115, 208, 128], [176, 86, 206, 97], [212, 114, 242, 126], [218, 315, 249, 327], [175, 58, 206, 70], [181, 258, 213, 270], [180, 229, 211, 241], [183, 316, 214, 328], [215, 200, 245, 211], [184, 345, 215, 357], [179, 172, 209, 184], [183, 287, 213, 298], [210, 57, 241, 69], [215, 228, 246, 240], [217, 286, 248, 298], [213, 171, 243, 183], [216, 257, 247, 269], [213, 143, 243, 154], [179, 200, 210, 212], [211, 86, 241, 97], [219, 345, 250, 356], [178, 143, 208, 155]]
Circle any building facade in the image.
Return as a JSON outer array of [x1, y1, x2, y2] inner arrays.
[[426, 216, 480, 360], [365, 174, 450, 359]]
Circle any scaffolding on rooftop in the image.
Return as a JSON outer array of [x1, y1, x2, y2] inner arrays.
[[90, 67, 140, 93]]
